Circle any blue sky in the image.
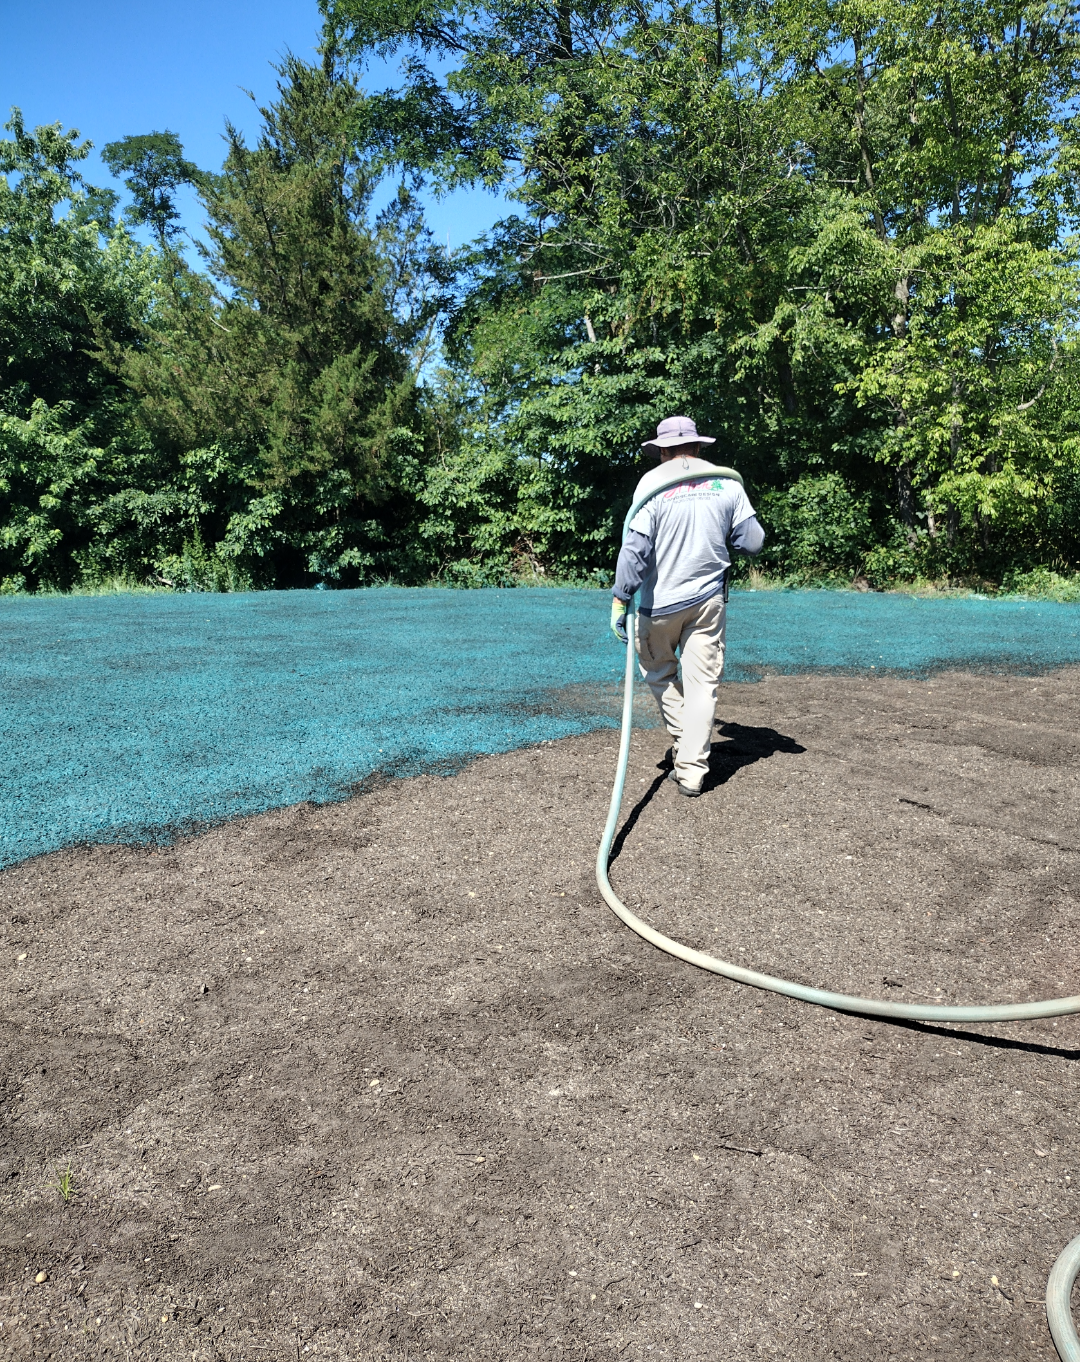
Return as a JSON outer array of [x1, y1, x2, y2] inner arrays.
[[0, 0, 509, 249]]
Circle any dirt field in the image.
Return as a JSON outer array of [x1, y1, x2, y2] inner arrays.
[[2, 668, 1078, 1361]]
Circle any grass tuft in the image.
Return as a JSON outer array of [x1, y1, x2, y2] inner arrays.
[[50, 1164, 78, 1203]]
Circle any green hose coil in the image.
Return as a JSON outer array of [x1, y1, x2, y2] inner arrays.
[[1048, 1235, 1080, 1362], [595, 463, 1080, 1355]]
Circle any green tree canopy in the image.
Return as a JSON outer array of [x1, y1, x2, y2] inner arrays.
[[6, 5, 1080, 594], [0, 110, 163, 593], [116, 54, 448, 586], [101, 130, 205, 245], [325, 0, 1080, 584], [0, 109, 148, 416]]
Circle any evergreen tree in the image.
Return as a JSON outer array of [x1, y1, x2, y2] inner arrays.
[[120, 55, 443, 586]]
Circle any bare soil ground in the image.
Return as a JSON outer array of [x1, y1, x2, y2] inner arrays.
[[2, 669, 1079, 1362]]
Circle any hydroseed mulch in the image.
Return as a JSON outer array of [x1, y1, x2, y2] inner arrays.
[[8, 583, 1080, 868], [2, 668, 1078, 1362]]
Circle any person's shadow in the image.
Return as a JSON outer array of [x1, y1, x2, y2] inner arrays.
[[608, 721, 806, 864], [703, 721, 807, 792]]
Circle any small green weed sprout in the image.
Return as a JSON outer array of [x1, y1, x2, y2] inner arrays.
[[51, 1164, 78, 1203]]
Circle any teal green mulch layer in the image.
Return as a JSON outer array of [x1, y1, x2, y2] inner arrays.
[[732, 587, 1080, 677], [2, 586, 1078, 867]]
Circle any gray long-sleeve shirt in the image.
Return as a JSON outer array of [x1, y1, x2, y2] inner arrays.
[[613, 458, 764, 616]]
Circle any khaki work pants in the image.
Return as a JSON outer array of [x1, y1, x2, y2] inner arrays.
[[634, 594, 726, 789]]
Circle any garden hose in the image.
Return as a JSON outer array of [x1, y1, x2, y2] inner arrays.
[[1048, 1235, 1080, 1362], [594, 463, 1080, 1358]]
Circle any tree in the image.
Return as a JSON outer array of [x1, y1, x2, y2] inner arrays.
[[326, 0, 1080, 583], [118, 55, 444, 586], [766, 0, 1080, 576], [101, 131, 204, 246], [0, 109, 149, 417], [8, 4, 1080, 593], [0, 110, 163, 592], [322, 0, 864, 574]]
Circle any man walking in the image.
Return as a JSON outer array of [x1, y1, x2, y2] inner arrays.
[[611, 416, 765, 797]]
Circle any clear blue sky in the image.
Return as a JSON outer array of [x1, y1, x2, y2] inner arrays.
[[0, 0, 508, 248]]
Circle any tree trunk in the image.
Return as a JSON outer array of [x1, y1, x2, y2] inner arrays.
[[774, 339, 796, 415], [896, 462, 918, 544], [556, 1, 573, 58], [892, 275, 909, 337], [853, 33, 885, 240]]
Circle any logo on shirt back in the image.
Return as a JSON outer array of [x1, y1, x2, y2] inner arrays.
[[662, 478, 727, 498]]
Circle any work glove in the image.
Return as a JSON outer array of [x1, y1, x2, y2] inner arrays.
[[610, 597, 629, 644]]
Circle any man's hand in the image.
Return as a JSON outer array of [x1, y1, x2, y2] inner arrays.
[[611, 597, 629, 643]]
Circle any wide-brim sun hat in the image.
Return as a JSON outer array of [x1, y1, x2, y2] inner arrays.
[[641, 415, 716, 452]]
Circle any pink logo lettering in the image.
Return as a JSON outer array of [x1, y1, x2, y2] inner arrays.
[[662, 478, 722, 498]]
